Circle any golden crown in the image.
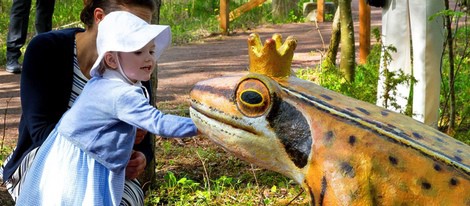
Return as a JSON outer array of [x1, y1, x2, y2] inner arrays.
[[247, 33, 297, 78]]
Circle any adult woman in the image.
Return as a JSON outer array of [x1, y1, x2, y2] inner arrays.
[[1, 0, 157, 205]]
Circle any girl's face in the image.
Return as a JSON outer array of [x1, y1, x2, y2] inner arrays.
[[118, 40, 156, 82]]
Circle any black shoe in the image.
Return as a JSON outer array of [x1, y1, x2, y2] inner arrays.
[[6, 60, 22, 74]]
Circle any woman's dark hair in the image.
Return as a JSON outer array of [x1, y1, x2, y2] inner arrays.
[[80, 0, 156, 27]]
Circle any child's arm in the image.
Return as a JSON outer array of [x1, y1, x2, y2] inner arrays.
[[116, 88, 198, 137]]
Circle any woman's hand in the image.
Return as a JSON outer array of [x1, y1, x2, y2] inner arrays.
[[125, 150, 147, 179], [135, 128, 147, 144]]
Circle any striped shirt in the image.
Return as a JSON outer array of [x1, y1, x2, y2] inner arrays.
[[68, 41, 89, 109]]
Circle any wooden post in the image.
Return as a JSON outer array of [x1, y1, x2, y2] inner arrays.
[[316, 0, 324, 23], [220, 0, 229, 35], [359, 0, 371, 64], [229, 0, 267, 21]]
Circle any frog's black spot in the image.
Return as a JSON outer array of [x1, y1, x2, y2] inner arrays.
[[340, 162, 355, 178], [435, 137, 444, 143], [320, 94, 333, 101], [450, 177, 459, 186], [348, 135, 356, 146], [412, 132, 424, 139], [356, 107, 371, 115], [346, 108, 354, 111], [457, 149, 463, 154], [324, 131, 335, 144], [421, 181, 432, 190], [454, 155, 463, 162], [433, 164, 442, 172], [380, 110, 389, 116], [388, 156, 398, 165], [267, 101, 311, 168]]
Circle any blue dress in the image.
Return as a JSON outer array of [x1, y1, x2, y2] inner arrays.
[[16, 129, 123, 205], [16, 71, 198, 205]]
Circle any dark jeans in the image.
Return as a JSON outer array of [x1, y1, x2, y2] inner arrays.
[[6, 0, 55, 62]]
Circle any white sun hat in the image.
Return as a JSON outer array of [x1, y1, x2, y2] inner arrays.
[[90, 11, 171, 77]]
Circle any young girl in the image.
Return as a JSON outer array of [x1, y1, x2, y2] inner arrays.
[[2, 1, 158, 204], [16, 11, 198, 205]]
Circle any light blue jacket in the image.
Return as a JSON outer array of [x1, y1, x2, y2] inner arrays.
[[57, 71, 197, 172]]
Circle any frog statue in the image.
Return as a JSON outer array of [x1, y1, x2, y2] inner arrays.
[[189, 33, 470, 205]]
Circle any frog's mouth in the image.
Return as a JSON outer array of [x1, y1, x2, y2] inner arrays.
[[190, 103, 307, 184], [189, 105, 267, 164], [189, 102, 257, 141], [189, 99, 260, 137]]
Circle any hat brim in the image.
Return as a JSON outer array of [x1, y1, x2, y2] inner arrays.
[[89, 12, 171, 77]]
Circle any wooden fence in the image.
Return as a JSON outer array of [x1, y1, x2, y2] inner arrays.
[[219, 0, 372, 64]]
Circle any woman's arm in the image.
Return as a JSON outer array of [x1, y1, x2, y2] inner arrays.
[[20, 32, 75, 147]]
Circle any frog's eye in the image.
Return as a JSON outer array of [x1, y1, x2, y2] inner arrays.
[[236, 78, 271, 117]]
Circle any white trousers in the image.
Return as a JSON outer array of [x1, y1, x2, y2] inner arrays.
[[376, 0, 445, 127]]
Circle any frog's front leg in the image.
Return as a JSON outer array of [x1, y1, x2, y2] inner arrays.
[[306, 153, 376, 206]]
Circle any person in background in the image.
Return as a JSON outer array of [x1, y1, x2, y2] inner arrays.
[[1, 0, 158, 205], [375, 0, 446, 128], [16, 11, 198, 205], [6, 0, 56, 73]]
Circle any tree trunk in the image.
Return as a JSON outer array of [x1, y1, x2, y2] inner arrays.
[[323, 6, 341, 69], [152, 0, 162, 24], [339, 0, 355, 82], [271, 0, 298, 21], [139, 0, 161, 193], [151, 0, 162, 99], [444, 0, 456, 132]]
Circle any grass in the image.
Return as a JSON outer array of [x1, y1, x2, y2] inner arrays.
[[149, 136, 309, 205]]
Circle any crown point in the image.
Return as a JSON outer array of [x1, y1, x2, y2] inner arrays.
[[247, 33, 297, 79]]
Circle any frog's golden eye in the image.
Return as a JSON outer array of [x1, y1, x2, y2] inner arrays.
[[236, 78, 271, 117]]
